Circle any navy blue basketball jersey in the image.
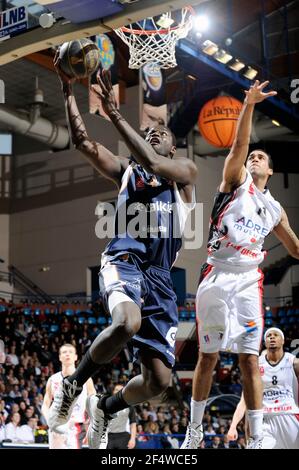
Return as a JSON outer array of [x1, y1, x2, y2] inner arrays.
[[102, 162, 195, 269]]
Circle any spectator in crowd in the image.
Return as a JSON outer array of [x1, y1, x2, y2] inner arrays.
[[6, 346, 19, 366], [236, 436, 246, 449], [0, 412, 6, 442], [5, 412, 22, 442], [210, 436, 224, 449], [205, 424, 216, 437], [147, 404, 157, 422], [144, 421, 159, 435], [0, 299, 298, 449], [19, 417, 37, 443], [136, 424, 148, 443]]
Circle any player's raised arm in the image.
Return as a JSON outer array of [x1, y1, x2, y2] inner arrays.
[[54, 53, 128, 187], [273, 208, 299, 260], [93, 69, 197, 186], [220, 81, 277, 193]]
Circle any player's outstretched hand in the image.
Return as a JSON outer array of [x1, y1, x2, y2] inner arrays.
[[245, 80, 277, 104], [53, 50, 75, 88], [92, 67, 118, 116]]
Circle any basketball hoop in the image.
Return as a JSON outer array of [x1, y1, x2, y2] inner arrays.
[[115, 6, 194, 69]]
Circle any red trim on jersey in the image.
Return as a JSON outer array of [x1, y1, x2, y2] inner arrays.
[[196, 264, 214, 351], [248, 182, 255, 195], [75, 423, 81, 449], [258, 268, 265, 350], [294, 414, 299, 422], [217, 189, 237, 229], [202, 263, 213, 281], [196, 315, 200, 351]]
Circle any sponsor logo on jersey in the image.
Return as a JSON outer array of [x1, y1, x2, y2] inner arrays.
[[204, 335, 210, 343], [264, 405, 293, 413], [226, 241, 259, 258], [134, 201, 173, 213], [234, 217, 269, 237], [263, 389, 293, 399]]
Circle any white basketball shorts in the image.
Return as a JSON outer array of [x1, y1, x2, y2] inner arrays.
[[262, 414, 299, 449], [196, 263, 264, 355]]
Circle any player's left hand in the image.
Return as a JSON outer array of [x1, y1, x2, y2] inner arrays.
[[127, 437, 136, 449], [92, 68, 118, 115], [244, 80, 277, 104], [53, 50, 75, 88]]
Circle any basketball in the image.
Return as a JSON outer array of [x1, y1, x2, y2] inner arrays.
[[198, 96, 242, 148], [59, 38, 100, 79]]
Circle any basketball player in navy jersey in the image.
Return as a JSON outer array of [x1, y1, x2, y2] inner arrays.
[[49, 57, 197, 448], [181, 80, 299, 449]]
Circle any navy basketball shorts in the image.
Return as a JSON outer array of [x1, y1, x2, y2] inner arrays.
[[99, 254, 178, 367]]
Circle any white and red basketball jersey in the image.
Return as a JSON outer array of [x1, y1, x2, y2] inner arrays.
[[207, 170, 281, 270], [259, 352, 299, 415], [50, 372, 87, 423]]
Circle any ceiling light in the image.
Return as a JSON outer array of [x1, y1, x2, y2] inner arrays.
[[243, 66, 258, 80], [214, 49, 233, 64], [272, 120, 280, 127], [225, 37, 232, 46], [228, 59, 246, 72], [39, 266, 50, 272], [194, 15, 210, 32], [201, 40, 218, 55]]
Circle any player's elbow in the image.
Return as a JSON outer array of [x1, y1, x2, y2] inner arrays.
[[290, 244, 299, 260], [189, 162, 198, 183]]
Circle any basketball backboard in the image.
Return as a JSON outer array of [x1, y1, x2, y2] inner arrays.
[[0, 0, 205, 65]]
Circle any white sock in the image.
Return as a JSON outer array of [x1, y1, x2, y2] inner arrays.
[[247, 409, 263, 439], [190, 398, 207, 425]]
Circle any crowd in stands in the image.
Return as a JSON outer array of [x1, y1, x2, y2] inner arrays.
[[0, 299, 298, 448]]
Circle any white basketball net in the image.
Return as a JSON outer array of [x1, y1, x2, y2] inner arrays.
[[115, 7, 193, 69]]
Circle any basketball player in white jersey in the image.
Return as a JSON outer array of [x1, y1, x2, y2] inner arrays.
[[181, 80, 299, 449], [227, 328, 299, 448], [42, 344, 95, 449]]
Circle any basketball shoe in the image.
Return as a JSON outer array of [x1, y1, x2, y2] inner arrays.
[[180, 423, 204, 449], [246, 437, 263, 449], [48, 378, 82, 432], [86, 395, 114, 449]]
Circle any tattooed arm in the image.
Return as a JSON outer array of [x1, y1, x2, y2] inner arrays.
[[54, 54, 128, 187], [93, 69, 197, 186]]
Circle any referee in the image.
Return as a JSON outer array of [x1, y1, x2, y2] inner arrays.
[[107, 384, 137, 449]]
